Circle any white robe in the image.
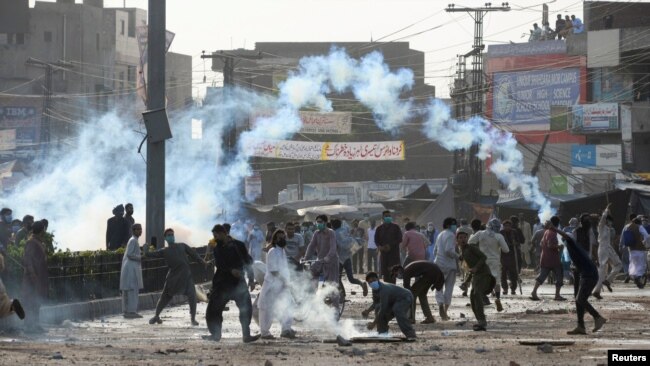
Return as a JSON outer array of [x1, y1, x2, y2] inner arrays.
[[120, 236, 144, 291], [258, 247, 291, 310]]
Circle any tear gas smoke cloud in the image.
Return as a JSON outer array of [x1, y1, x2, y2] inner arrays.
[[258, 263, 372, 338], [2, 88, 275, 250], [1, 48, 552, 251]]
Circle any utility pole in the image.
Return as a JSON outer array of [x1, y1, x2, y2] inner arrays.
[[200, 50, 262, 156], [145, 0, 170, 249], [446, 2, 510, 202], [25, 58, 73, 155]]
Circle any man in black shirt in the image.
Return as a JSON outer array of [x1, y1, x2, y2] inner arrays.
[[391, 261, 444, 324], [106, 205, 129, 250], [205, 224, 259, 343], [553, 227, 606, 335]]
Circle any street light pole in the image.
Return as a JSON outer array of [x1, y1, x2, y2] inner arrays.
[[146, 0, 166, 248]]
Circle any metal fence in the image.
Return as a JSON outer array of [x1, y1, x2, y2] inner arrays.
[[4, 246, 214, 304]]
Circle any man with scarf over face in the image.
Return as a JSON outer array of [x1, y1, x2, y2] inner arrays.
[[375, 211, 402, 283], [205, 225, 260, 343]]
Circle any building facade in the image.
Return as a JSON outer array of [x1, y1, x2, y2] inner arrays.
[[0, 0, 191, 159]]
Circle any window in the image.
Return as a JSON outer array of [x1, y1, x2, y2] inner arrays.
[[96, 33, 100, 51], [44, 31, 52, 43], [127, 11, 135, 37], [120, 20, 125, 35], [119, 71, 125, 90], [127, 65, 136, 82], [15, 33, 24, 44], [7, 33, 14, 44]]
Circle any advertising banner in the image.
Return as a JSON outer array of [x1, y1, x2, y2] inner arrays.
[[571, 144, 622, 172], [620, 104, 632, 140], [0, 102, 40, 150], [299, 111, 351, 134], [249, 139, 405, 161], [244, 172, 262, 201], [0, 129, 16, 151], [492, 68, 581, 126], [488, 40, 566, 57], [251, 111, 352, 135], [572, 103, 618, 130], [622, 140, 634, 164], [550, 176, 569, 194], [571, 145, 596, 168]]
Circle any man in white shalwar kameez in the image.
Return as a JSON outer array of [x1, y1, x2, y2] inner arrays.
[[593, 205, 622, 298], [120, 223, 144, 318], [258, 230, 296, 339]]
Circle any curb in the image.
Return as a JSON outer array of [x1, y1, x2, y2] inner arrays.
[[0, 283, 211, 328]]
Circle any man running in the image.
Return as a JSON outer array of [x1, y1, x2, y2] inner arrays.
[[553, 227, 606, 335]]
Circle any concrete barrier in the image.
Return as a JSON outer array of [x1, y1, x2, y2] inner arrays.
[[0, 282, 211, 328]]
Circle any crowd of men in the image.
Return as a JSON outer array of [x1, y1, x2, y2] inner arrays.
[[528, 13, 583, 42], [1, 202, 649, 340]]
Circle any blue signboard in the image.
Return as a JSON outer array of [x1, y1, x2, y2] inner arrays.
[[571, 145, 596, 168], [492, 68, 581, 126]]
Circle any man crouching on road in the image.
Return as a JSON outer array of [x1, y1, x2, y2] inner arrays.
[[365, 271, 416, 341]]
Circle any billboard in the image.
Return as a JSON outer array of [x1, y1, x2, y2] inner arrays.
[[572, 103, 619, 131], [250, 139, 405, 161], [0, 101, 41, 155], [251, 111, 352, 135], [571, 144, 622, 173], [492, 68, 581, 127]]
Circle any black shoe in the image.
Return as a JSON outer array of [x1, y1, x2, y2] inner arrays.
[[462, 291, 468, 297], [592, 292, 603, 300], [603, 280, 613, 292], [202, 334, 221, 342], [280, 329, 297, 339], [634, 276, 646, 289], [511, 290, 516, 295], [243, 334, 261, 343], [11, 299, 25, 320], [148, 316, 162, 325], [191, 319, 199, 326], [624, 276, 630, 284], [472, 324, 487, 331]]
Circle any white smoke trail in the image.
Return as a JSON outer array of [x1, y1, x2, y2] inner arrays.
[[241, 48, 552, 221], [422, 100, 554, 221]]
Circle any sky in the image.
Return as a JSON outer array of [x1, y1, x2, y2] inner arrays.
[[30, 0, 591, 98]]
